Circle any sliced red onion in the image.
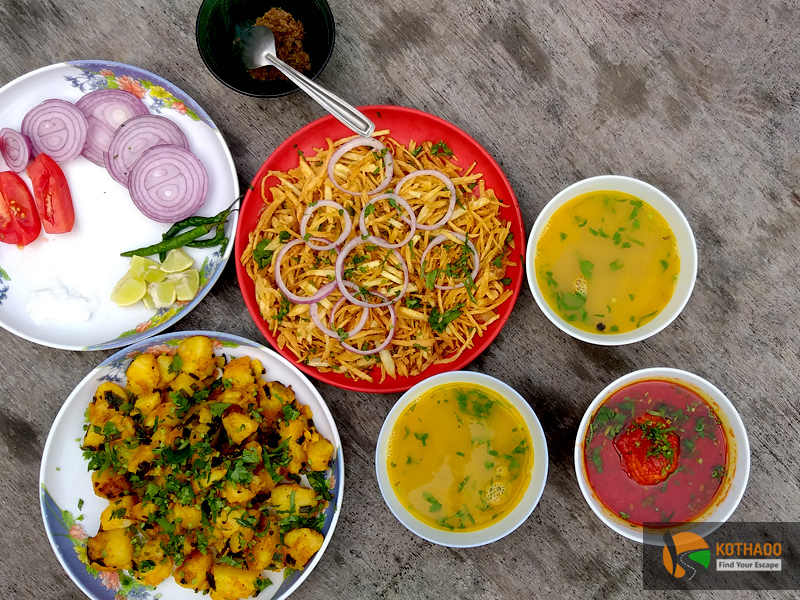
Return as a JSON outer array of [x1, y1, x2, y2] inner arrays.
[[275, 238, 339, 304], [300, 200, 352, 251], [339, 290, 396, 356], [394, 169, 457, 230], [358, 193, 417, 249], [420, 232, 480, 290], [0, 128, 33, 172], [76, 89, 149, 166], [309, 281, 369, 339], [326, 137, 394, 196], [335, 236, 409, 308], [128, 144, 208, 223], [105, 115, 188, 187], [21, 99, 88, 162]]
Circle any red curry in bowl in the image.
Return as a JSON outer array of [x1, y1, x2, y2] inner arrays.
[[583, 379, 727, 526]]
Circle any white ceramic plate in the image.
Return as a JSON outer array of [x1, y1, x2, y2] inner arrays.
[[40, 330, 344, 600], [0, 61, 239, 350]]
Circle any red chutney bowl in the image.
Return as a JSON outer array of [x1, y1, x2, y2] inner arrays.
[[574, 368, 750, 545]]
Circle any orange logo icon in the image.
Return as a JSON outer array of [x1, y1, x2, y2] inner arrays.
[[662, 531, 711, 580]]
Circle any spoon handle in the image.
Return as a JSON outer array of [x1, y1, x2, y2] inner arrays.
[[265, 54, 375, 138]]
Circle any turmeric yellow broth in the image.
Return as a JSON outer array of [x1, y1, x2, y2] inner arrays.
[[387, 383, 533, 532], [534, 190, 679, 334]]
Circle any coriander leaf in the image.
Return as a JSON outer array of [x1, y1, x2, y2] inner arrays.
[[422, 492, 442, 512]]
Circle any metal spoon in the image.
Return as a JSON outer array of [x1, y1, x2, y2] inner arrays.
[[238, 26, 375, 138]]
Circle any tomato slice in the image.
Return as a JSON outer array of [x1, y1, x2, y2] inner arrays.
[[26, 153, 75, 234], [0, 170, 41, 246]]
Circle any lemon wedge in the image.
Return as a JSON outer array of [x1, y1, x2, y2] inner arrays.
[[111, 275, 147, 306], [141, 293, 155, 310], [160, 248, 193, 273], [148, 280, 177, 308], [128, 255, 160, 277], [143, 267, 168, 283], [175, 269, 200, 302]]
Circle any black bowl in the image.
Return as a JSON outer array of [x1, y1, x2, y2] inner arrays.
[[196, 0, 335, 98]]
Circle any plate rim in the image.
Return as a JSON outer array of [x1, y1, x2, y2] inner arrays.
[[0, 60, 240, 351], [39, 329, 345, 600], [234, 104, 525, 393]]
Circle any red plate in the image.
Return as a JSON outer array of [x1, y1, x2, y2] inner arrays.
[[235, 105, 525, 393]]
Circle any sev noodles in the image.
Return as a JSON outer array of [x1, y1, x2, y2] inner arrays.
[[241, 130, 517, 383]]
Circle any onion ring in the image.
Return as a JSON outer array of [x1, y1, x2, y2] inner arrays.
[[300, 200, 352, 251], [326, 137, 394, 196], [358, 192, 417, 249], [335, 236, 409, 308], [21, 99, 88, 163], [105, 114, 189, 187], [0, 128, 33, 173], [275, 238, 339, 304], [76, 89, 149, 166], [420, 232, 480, 290], [339, 290, 396, 356], [309, 281, 369, 340], [394, 169, 457, 231]]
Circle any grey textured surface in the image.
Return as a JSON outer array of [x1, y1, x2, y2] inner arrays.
[[0, 1, 798, 599]]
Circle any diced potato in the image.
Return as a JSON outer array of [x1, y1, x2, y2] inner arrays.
[[170, 503, 203, 530], [174, 549, 213, 591], [221, 481, 256, 505], [245, 518, 280, 571], [144, 402, 181, 429], [88, 382, 128, 425], [223, 356, 255, 387], [132, 537, 174, 586], [82, 426, 105, 449], [126, 353, 161, 396], [92, 469, 131, 499], [156, 353, 179, 384], [87, 528, 134, 571], [127, 443, 156, 474], [279, 417, 309, 473], [178, 336, 216, 379], [129, 500, 157, 522], [306, 437, 334, 471], [209, 563, 261, 600], [284, 527, 324, 570], [270, 483, 317, 514], [100, 496, 136, 530], [170, 371, 202, 397], [133, 391, 161, 417], [222, 406, 259, 445]]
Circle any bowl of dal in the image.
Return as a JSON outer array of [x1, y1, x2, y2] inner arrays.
[[526, 175, 697, 345], [375, 372, 549, 547]]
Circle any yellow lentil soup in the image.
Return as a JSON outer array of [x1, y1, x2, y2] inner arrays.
[[387, 383, 533, 532], [535, 190, 679, 334]]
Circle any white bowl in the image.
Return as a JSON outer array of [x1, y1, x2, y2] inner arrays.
[[526, 175, 698, 345], [375, 371, 549, 547], [574, 367, 750, 545]]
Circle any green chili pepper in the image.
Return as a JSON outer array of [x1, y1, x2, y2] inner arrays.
[[122, 222, 218, 257], [187, 225, 226, 248]]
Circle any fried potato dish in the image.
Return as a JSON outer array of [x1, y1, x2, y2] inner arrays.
[[81, 335, 335, 600]]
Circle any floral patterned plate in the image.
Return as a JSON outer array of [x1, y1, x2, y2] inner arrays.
[[40, 330, 344, 600], [0, 61, 239, 350]]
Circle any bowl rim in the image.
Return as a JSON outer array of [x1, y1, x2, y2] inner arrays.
[[194, 0, 336, 98], [525, 175, 698, 346], [573, 367, 750, 545], [375, 371, 549, 547]]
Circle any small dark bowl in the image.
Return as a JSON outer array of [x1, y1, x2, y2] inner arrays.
[[196, 0, 335, 98]]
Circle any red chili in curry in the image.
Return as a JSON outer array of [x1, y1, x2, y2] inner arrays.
[[584, 380, 728, 526]]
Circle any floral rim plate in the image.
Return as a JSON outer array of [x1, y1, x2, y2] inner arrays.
[[0, 61, 239, 350], [39, 330, 344, 600], [234, 105, 525, 393]]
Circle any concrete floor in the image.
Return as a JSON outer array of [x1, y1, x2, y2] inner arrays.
[[0, 1, 797, 598]]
